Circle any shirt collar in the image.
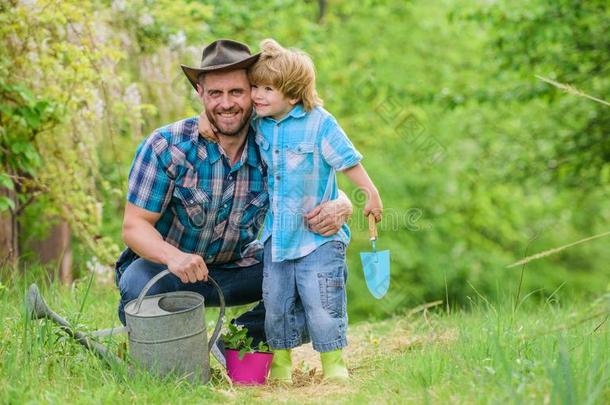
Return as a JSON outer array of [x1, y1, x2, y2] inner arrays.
[[204, 127, 259, 168], [206, 141, 222, 165], [261, 104, 307, 124], [287, 104, 307, 119], [245, 128, 261, 167]]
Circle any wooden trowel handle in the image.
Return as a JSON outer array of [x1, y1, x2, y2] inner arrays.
[[368, 214, 378, 241]]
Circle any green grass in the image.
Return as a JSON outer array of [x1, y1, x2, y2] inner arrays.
[[1, 268, 608, 404]]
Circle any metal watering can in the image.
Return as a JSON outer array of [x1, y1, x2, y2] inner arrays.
[[26, 269, 225, 384]]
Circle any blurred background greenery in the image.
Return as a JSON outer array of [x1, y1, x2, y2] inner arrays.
[[1, 0, 608, 322]]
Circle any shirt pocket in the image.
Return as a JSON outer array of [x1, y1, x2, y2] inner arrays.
[[173, 186, 211, 230], [286, 142, 315, 174], [239, 191, 269, 230]]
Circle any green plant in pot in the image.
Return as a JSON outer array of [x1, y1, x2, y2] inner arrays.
[[221, 323, 273, 385]]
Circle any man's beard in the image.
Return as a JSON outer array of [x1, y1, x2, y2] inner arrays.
[[207, 107, 252, 137]]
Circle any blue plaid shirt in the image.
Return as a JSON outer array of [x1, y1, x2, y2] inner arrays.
[[119, 116, 268, 270], [254, 105, 362, 262]]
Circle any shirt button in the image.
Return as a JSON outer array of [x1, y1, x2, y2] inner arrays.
[[276, 175, 280, 181], [274, 149, 279, 154], [223, 203, 228, 208], [228, 175, 233, 180], [207, 255, 213, 260]]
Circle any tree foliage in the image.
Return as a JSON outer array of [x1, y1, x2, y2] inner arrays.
[[1, 0, 608, 320], [459, 0, 610, 186], [0, 0, 127, 262]]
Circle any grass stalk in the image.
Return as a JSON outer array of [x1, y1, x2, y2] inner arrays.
[[536, 75, 610, 107], [507, 231, 610, 269]]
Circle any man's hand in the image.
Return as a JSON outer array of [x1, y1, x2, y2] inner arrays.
[[167, 250, 209, 284], [123, 202, 209, 284], [198, 110, 219, 143], [305, 193, 353, 237]]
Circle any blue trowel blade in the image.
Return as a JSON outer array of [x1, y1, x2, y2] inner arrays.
[[360, 249, 390, 299]]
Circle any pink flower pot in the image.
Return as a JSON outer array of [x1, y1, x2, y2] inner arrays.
[[225, 349, 274, 385]]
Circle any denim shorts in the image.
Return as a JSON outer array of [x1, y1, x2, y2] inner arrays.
[[262, 239, 348, 352]]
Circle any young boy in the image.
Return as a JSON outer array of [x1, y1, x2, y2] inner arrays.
[[200, 39, 382, 382]]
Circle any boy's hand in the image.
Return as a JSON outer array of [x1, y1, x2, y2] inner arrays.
[[364, 190, 383, 223], [341, 163, 382, 222], [198, 110, 219, 143]]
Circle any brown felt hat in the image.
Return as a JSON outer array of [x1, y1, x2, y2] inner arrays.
[[181, 39, 260, 90]]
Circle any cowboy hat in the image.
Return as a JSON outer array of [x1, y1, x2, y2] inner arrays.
[[181, 39, 260, 90]]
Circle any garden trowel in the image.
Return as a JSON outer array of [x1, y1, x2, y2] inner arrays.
[[359, 214, 390, 299]]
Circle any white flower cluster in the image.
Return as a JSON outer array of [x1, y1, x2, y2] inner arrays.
[[124, 83, 142, 109], [169, 31, 186, 50]]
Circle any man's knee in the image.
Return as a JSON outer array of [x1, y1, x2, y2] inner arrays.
[[118, 267, 141, 302], [118, 258, 167, 302]]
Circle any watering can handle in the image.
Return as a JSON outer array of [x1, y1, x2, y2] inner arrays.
[[133, 268, 225, 354], [368, 214, 378, 241]]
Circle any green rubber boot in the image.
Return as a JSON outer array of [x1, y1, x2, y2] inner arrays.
[[269, 349, 292, 383], [321, 349, 349, 382]]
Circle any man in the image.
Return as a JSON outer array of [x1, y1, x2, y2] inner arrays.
[[115, 40, 352, 345]]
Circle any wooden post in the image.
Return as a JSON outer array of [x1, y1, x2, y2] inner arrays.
[[30, 220, 73, 284], [0, 186, 18, 268]]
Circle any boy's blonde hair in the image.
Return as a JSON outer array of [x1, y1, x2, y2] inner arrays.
[[248, 39, 323, 111]]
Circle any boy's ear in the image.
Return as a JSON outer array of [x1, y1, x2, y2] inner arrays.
[[196, 83, 204, 97], [289, 97, 299, 106]]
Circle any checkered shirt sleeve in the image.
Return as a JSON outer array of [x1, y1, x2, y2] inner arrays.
[[320, 116, 363, 171], [127, 133, 174, 213]]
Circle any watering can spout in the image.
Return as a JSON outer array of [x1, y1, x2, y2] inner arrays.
[[25, 283, 125, 368], [27, 269, 226, 384], [26, 284, 50, 320]]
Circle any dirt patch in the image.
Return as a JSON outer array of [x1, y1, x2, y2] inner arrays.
[[215, 311, 459, 402]]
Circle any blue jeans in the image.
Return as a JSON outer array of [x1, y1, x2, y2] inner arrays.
[[263, 239, 348, 352], [116, 255, 266, 345]]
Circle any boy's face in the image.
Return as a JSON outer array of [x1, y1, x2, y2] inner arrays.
[[251, 84, 298, 121]]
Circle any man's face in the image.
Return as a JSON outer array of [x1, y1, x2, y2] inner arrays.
[[198, 70, 253, 136]]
